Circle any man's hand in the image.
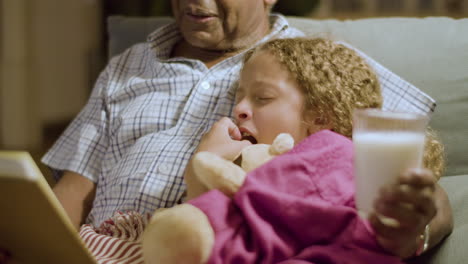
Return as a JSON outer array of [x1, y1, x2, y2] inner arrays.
[[369, 168, 437, 258], [196, 117, 252, 161]]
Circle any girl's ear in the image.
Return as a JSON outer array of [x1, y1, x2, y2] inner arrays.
[[304, 111, 334, 135], [314, 116, 332, 127]]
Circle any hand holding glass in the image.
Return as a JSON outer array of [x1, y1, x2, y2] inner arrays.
[[353, 109, 429, 220]]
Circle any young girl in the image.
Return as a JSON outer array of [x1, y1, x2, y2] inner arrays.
[[142, 37, 446, 264]]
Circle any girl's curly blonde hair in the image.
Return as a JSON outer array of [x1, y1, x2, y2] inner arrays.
[[244, 37, 445, 178]]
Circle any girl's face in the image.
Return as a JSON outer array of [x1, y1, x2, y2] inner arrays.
[[234, 51, 320, 145]]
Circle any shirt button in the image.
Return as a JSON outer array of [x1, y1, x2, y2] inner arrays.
[[158, 163, 171, 174], [200, 81, 211, 90]]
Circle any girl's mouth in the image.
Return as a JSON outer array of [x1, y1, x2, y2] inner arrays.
[[241, 132, 257, 144]]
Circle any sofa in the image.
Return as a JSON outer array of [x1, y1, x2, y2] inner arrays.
[[107, 16, 468, 263]]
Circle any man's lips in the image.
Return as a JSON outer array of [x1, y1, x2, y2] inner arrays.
[[186, 13, 216, 23], [184, 7, 217, 23]]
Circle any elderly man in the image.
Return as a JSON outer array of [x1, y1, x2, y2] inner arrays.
[[43, 0, 452, 260]]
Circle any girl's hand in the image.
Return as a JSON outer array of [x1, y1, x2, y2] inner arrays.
[[369, 168, 437, 258], [197, 117, 252, 161]]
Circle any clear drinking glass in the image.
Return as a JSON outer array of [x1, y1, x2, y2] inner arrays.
[[352, 109, 429, 219]]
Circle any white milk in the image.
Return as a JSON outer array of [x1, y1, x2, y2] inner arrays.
[[353, 131, 425, 217]]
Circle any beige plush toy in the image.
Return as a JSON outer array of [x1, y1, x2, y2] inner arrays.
[[142, 133, 294, 264]]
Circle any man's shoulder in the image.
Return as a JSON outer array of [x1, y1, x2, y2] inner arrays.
[[281, 26, 305, 38], [108, 42, 152, 68], [265, 14, 305, 43]]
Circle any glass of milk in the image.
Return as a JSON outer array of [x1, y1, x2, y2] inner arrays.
[[353, 109, 429, 220]]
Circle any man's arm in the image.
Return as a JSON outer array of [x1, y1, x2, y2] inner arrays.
[[426, 182, 453, 250], [52, 171, 96, 230]]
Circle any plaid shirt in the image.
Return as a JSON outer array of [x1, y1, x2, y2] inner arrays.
[[42, 14, 435, 226]]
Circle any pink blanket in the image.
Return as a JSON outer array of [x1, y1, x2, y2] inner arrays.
[[189, 130, 403, 264]]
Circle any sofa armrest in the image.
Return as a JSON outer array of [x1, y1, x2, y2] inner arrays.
[[409, 174, 468, 264]]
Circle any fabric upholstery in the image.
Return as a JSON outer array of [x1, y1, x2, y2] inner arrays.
[[409, 174, 468, 264], [107, 16, 174, 59]]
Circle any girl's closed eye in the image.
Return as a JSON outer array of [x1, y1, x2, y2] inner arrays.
[[255, 96, 274, 101], [253, 90, 276, 104]]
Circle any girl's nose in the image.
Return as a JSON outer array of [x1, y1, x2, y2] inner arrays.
[[233, 100, 251, 122]]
